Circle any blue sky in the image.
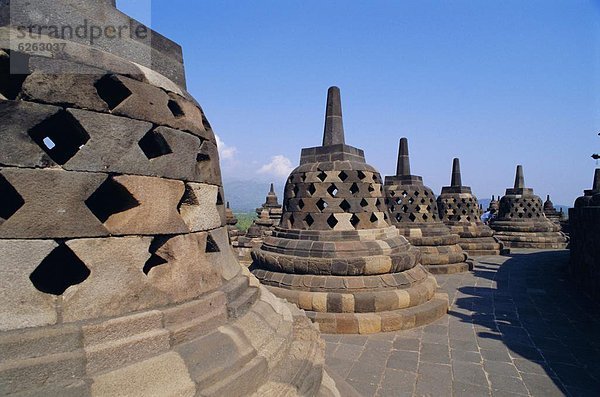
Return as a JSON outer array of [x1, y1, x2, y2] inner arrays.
[[118, 0, 600, 206]]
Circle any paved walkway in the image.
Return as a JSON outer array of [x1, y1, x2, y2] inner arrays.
[[323, 250, 600, 397]]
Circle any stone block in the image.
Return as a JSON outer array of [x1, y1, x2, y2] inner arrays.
[[90, 352, 196, 397], [101, 175, 188, 235], [179, 183, 222, 231], [0, 168, 108, 238], [0, 239, 58, 331], [21, 72, 109, 111], [61, 236, 170, 322], [0, 324, 81, 364], [0, 100, 60, 168]]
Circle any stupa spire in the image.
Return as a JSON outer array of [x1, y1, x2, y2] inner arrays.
[[451, 158, 462, 187], [322, 86, 345, 146], [593, 169, 600, 191], [514, 165, 525, 189], [269, 183, 275, 193], [396, 137, 411, 176]]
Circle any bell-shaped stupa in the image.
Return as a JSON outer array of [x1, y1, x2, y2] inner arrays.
[[543, 195, 564, 225], [487, 195, 500, 212], [491, 165, 568, 248], [574, 168, 600, 208], [0, 1, 339, 395], [437, 158, 505, 256], [251, 87, 448, 334], [383, 139, 470, 274], [256, 183, 284, 226]]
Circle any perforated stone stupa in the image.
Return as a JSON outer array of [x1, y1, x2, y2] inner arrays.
[[0, 1, 340, 395], [257, 183, 284, 227], [543, 195, 564, 225], [437, 158, 505, 256], [384, 139, 470, 274], [251, 87, 448, 334], [491, 165, 568, 249]]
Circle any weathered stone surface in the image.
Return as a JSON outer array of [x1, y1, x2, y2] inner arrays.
[[62, 236, 168, 322], [102, 175, 188, 235], [0, 168, 108, 239], [0, 239, 58, 331], [90, 352, 196, 397], [146, 233, 223, 302], [179, 183, 223, 231], [21, 72, 110, 111], [0, 100, 59, 168]]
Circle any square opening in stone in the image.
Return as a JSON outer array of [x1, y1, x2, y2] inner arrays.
[[28, 111, 90, 165]]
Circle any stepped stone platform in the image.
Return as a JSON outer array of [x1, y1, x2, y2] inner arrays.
[[384, 139, 471, 274], [491, 166, 567, 249], [251, 87, 448, 334], [437, 158, 506, 257], [0, 1, 342, 395]]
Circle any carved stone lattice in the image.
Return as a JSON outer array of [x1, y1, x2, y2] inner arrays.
[[491, 165, 568, 249], [0, 3, 338, 395], [436, 158, 505, 256], [251, 87, 448, 334], [384, 139, 470, 274]]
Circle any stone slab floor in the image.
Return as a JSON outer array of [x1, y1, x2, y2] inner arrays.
[[323, 249, 600, 397]]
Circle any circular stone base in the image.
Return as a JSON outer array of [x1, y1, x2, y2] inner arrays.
[[457, 237, 505, 257], [304, 293, 449, 334], [494, 231, 568, 249], [425, 261, 472, 274]]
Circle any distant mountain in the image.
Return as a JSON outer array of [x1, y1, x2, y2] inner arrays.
[[222, 179, 285, 213]]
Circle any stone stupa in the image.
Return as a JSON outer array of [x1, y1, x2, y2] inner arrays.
[[487, 195, 500, 213], [491, 165, 568, 249], [0, 1, 340, 395], [437, 158, 505, 256], [257, 183, 283, 226], [251, 87, 448, 334], [383, 139, 470, 274], [543, 195, 564, 225]]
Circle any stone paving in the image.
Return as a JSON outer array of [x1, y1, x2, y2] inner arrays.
[[323, 249, 600, 397]]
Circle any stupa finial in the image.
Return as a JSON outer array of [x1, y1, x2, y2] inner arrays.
[[514, 165, 525, 189], [396, 137, 411, 176], [270, 183, 275, 193], [451, 158, 462, 187], [593, 169, 600, 191], [322, 86, 345, 146]]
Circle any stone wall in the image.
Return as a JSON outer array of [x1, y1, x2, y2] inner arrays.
[[568, 207, 600, 300]]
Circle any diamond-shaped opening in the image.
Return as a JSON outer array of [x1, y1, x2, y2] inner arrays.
[[138, 129, 173, 159], [372, 174, 378, 182], [298, 199, 305, 209], [317, 171, 327, 182], [402, 205, 409, 212], [293, 185, 300, 197], [357, 170, 367, 180], [395, 197, 402, 205], [338, 171, 348, 181], [177, 184, 199, 212], [196, 152, 210, 162], [423, 213, 428, 220], [402, 191, 408, 197], [360, 198, 369, 208], [95, 75, 132, 110], [421, 198, 426, 204], [408, 198, 414, 204], [28, 110, 90, 165], [414, 191, 419, 197], [85, 177, 140, 223], [350, 183, 359, 195], [307, 184, 316, 196], [143, 235, 170, 275], [0, 50, 30, 99], [389, 190, 396, 197], [327, 184, 338, 197], [424, 191, 429, 196], [350, 214, 360, 228], [368, 184, 375, 192], [327, 214, 338, 228], [395, 213, 402, 222], [432, 214, 437, 220], [408, 213, 417, 221], [340, 199, 351, 212], [29, 243, 90, 295], [167, 99, 185, 118], [370, 213, 378, 223], [316, 198, 328, 211], [301, 173, 307, 182], [305, 214, 314, 227], [216, 190, 224, 206], [206, 233, 221, 253], [0, 174, 24, 222], [384, 213, 388, 220]]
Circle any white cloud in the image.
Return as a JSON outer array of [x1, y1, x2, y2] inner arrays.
[[258, 155, 294, 178], [215, 134, 237, 160]]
